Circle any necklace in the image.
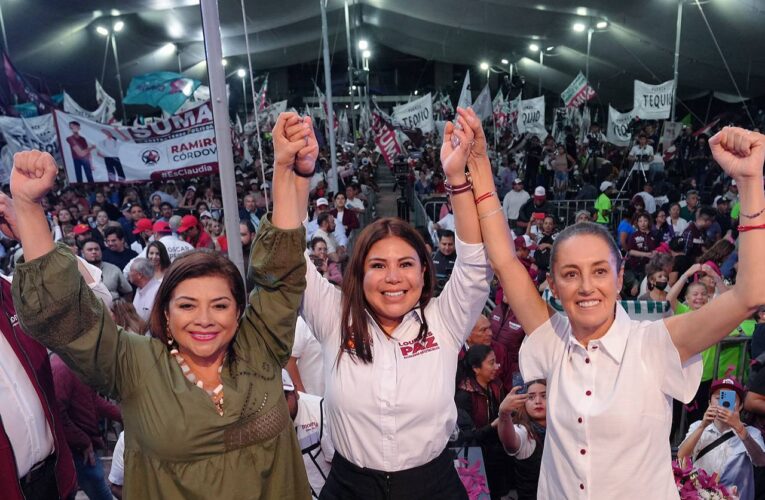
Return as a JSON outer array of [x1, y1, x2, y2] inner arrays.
[[171, 349, 225, 416]]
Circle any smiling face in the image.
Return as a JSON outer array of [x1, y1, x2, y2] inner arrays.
[[362, 236, 425, 332], [147, 246, 161, 268], [549, 234, 622, 340], [167, 276, 239, 364], [686, 282, 709, 310], [525, 382, 547, 423]]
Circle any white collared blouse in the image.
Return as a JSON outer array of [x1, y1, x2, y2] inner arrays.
[[520, 304, 702, 499], [301, 236, 491, 471]]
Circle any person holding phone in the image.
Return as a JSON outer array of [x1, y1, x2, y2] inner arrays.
[[460, 110, 765, 497], [677, 376, 765, 500]]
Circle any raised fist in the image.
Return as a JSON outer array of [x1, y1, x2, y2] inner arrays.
[[10, 150, 58, 205], [272, 112, 308, 173], [709, 127, 765, 181]]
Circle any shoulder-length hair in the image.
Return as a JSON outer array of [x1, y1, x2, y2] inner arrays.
[[148, 250, 246, 347], [339, 217, 435, 364], [146, 240, 171, 271]]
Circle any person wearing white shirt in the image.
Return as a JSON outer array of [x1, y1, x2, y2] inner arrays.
[[502, 178, 530, 228], [465, 121, 765, 498], [283, 371, 334, 499], [669, 202, 689, 235], [108, 432, 125, 499], [635, 183, 657, 214], [629, 134, 655, 172], [497, 379, 547, 500], [286, 317, 325, 396], [127, 257, 160, 323], [344, 184, 365, 213], [300, 108, 491, 499]]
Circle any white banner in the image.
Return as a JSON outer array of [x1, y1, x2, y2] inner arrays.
[[63, 92, 115, 124], [607, 105, 635, 146], [633, 79, 674, 120], [517, 96, 546, 139], [392, 92, 434, 132], [0, 114, 62, 183], [54, 101, 218, 184]]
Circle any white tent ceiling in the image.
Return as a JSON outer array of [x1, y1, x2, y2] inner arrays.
[[6, 0, 765, 110]]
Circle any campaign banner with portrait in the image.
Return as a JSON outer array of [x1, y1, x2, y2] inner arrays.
[[517, 96, 546, 140], [607, 105, 635, 146], [0, 113, 62, 183], [633, 79, 674, 120], [54, 100, 218, 184], [392, 93, 434, 133]]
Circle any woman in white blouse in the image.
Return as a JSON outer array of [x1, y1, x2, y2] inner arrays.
[[463, 116, 765, 498], [298, 108, 492, 499]]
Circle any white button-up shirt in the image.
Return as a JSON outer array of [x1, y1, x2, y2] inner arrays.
[[0, 320, 54, 478], [520, 304, 702, 499], [133, 278, 161, 324], [301, 236, 491, 471]]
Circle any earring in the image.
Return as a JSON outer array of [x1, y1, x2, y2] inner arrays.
[[166, 324, 175, 346]]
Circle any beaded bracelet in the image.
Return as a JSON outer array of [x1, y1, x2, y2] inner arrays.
[[738, 223, 765, 232], [475, 191, 497, 205], [479, 207, 504, 220], [446, 179, 472, 196], [739, 206, 765, 219]]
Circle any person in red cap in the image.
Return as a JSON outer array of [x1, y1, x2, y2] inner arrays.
[[513, 236, 538, 284], [131, 218, 153, 250], [678, 374, 765, 500], [177, 215, 214, 249]]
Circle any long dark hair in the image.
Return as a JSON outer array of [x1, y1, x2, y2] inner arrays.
[[146, 240, 171, 271], [339, 217, 435, 364], [514, 379, 547, 442], [148, 250, 245, 346]]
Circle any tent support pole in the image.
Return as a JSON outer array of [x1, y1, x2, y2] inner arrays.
[[199, 0, 246, 282], [671, 1, 683, 122], [320, 0, 339, 194]]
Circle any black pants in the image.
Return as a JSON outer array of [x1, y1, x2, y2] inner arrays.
[[105, 157, 126, 181], [320, 449, 468, 500], [20, 454, 61, 500]]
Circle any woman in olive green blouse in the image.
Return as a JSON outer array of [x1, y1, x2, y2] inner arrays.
[[7, 112, 319, 499]]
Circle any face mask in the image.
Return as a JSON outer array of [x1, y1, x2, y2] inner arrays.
[[653, 280, 668, 291]]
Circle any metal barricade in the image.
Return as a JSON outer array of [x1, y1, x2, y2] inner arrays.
[[422, 196, 449, 224], [712, 336, 751, 382], [549, 198, 629, 232]]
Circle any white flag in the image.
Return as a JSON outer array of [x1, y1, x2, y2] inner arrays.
[[457, 70, 472, 110], [392, 93, 434, 132], [633, 80, 674, 120], [607, 105, 635, 146], [517, 96, 546, 139], [472, 84, 492, 121]]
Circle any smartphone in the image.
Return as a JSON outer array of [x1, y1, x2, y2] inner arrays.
[[719, 389, 736, 410], [512, 372, 525, 392]]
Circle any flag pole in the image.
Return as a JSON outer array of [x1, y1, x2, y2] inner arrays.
[[343, 1, 357, 140], [320, 0, 339, 194], [199, 0, 245, 282]]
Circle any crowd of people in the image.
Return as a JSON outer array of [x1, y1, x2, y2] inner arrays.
[[2, 102, 765, 500]]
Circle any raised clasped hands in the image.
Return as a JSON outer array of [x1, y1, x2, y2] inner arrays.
[[440, 109, 474, 182], [272, 112, 319, 176], [709, 127, 765, 181]]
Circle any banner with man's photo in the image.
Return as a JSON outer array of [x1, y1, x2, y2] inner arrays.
[[53, 100, 219, 184]]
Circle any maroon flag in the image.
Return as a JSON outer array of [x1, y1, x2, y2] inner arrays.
[[3, 52, 54, 114], [371, 110, 402, 168]]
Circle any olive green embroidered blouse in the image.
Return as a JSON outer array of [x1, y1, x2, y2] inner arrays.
[[12, 217, 311, 499]]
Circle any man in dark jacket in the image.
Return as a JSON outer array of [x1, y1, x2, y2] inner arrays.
[[51, 355, 122, 500]]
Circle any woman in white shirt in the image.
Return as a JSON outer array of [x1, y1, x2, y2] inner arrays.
[[497, 380, 547, 500], [669, 202, 689, 235], [462, 117, 765, 498], [298, 108, 492, 499]]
